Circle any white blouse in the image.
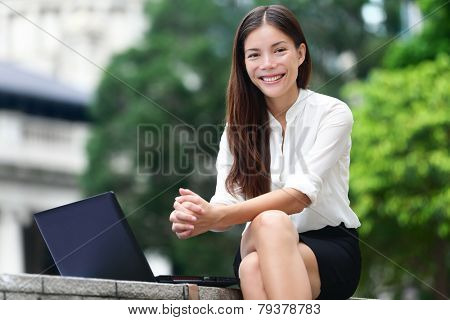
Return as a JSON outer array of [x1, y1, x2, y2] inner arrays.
[[210, 89, 361, 233]]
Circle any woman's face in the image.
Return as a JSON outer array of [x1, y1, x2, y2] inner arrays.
[[244, 23, 305, 107]]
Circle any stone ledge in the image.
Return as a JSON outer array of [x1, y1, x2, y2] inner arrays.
[[0, 273, 242, 300]]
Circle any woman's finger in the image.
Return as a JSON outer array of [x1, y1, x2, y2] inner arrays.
[[173, 201, 184, 211], [173, 201, 186, 212], [169, 210, 187, 223], [176, 230, 193, 240], [175, 195, 201, 205], [170, 210, 197, 223], [172, 222, 194, 233], [181, 201, 204, 214], [179, 188, 196, 196], [173, 201, 197, 215]]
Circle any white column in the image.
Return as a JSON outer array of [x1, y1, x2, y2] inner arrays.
[[0, 208, 24, 273]]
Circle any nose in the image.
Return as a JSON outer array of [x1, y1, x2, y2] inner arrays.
[[260, 53, 276, 70]]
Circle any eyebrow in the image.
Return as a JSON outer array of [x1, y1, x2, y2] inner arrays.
[[245, 41, 288, 53]]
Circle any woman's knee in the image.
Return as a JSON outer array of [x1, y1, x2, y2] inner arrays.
[[250, 210, 297, 239]]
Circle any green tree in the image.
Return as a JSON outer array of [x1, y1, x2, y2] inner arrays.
[[345, 55, 449, 299], [383, 0, 450, 68], [344, 0, 450, 298]]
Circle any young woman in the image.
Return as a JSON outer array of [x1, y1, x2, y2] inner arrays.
[[169, 5, 361, 300]]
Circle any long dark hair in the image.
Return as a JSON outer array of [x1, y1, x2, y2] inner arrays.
[[225, 5, 312, 200]]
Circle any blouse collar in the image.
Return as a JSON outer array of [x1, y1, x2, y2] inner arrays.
[[268, 88, 309, 126]]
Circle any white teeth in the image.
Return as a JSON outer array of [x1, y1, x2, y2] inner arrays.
[[261, 74, 283, 82]]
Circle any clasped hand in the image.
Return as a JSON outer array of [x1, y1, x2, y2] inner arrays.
[[169, 188, 224, 239]]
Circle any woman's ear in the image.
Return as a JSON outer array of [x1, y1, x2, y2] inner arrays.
[[297, 43, 306, 66]]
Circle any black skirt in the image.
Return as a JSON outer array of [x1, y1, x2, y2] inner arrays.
[[233, 223, 361, 300]]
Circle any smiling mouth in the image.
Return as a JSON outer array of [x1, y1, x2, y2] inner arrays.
[[259, 73, 286, 83]]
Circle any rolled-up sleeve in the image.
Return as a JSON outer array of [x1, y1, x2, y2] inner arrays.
[[284, 103, 354, 205], [210, 127, 244, 205]]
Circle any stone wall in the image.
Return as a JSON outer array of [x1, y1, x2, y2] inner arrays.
[[0, 274, 243, 300]]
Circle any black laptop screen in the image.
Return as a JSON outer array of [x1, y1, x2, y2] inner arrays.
[[34, 192, 155, 282]]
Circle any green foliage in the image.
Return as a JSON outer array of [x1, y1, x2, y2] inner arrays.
[[383, 0, 450, 68], [345, 0, 450, 298], [344, 54, 450, 298]]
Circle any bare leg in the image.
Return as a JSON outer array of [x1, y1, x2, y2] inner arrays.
[[239, 252, 268, 299], [297, 242, 321, 299], [240, 210, 321, 300]]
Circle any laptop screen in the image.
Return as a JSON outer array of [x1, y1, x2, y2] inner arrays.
[[34, 192, 155, 282]]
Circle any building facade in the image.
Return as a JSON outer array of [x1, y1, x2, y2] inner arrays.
[[0, 0, 147, 93], [0, 62, 90, 274], [0, 0, 147, 274]]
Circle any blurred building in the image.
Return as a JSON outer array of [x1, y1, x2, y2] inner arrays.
[[0, 0, 147, 274], [0, 62, 90, 274], [0, 0, 147, 94]]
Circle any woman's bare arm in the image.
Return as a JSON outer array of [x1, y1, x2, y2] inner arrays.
[[217, 188, 311, 228]]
